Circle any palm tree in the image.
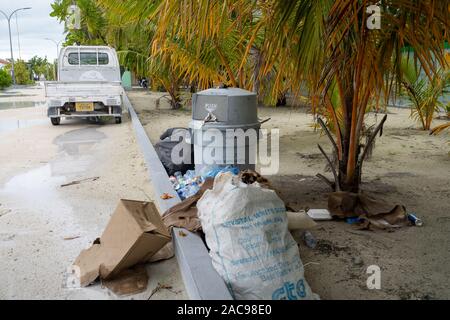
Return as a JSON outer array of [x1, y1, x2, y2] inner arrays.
[[147, 1, 260, 92], [99, 0, 185, 108], [256, 0, 449, 192], [401, 57, 450, 130], [99, 0, 291, 105]]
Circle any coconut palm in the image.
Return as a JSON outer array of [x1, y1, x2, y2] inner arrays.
[[98, 0, 292, 105], [401, 58, 450, 130], [257, 0, 449, 192]]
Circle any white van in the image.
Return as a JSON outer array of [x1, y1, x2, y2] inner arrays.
[[45, 45, 124, 125]]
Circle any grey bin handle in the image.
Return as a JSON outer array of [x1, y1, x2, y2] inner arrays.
[[203, 112, 218, 123]]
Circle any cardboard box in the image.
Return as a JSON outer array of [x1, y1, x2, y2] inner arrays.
[[73, 199, 171, 286]]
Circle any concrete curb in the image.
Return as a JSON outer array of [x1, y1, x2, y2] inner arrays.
[[124, 94, 232, 300]]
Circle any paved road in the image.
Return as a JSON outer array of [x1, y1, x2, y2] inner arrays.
[[0, 85, 186, 299]]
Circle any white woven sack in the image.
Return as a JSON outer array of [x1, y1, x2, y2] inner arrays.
[[197, 172, 316, 300]]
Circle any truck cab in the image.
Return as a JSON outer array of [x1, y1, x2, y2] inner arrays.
[[45, 45, 124, 125]]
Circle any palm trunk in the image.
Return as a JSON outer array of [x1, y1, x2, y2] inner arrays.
[[318, 65, 387, 193], [168, 81, 181, 109], [318, 103, 387, 193], [340, 97, 361, 193]]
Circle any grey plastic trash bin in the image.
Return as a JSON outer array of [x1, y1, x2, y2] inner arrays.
[[189, 87, 261, 174]]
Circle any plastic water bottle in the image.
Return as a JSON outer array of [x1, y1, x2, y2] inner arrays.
[[302, 231, 317, 249], [185, 170, 196, 180], [169, 176, 177, 185], [184, 182, 200, 198], [174, 171, 183, 181]]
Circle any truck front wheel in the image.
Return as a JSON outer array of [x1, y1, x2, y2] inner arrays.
[[51, 117, 61, 126]]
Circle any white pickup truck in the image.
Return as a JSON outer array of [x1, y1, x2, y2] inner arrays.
[[45, 45, 124, 125]]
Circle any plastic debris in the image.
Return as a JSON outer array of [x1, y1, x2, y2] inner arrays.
[[302, 231, 317, 249], [169, 166, 239, 200], [407, 213, 423, 226], [170, 170, 204, 200], [202, 165, 239, 179], [306, 209, 332, 221], [345, 217, 363, 224]]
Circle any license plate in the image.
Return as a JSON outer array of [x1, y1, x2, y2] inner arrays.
[[75, 102, 94, 112]]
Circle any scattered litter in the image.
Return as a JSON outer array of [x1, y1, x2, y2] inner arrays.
[[303, 262, 320, 268], [287, 211, 317, 230], [73, 199, 171, 288], [165, 169, 279, 232], [61, 176, 99, 187], [101, 264, 148, 296], [201, 165, 239, 179], [160, 193, 174, 200], [63, 235, 80, 241], [170, 170, 204, 200], [178, 230, 187, 237], [302, 231, 317, 249], [345, 217, 363, 224], [197, 172, 317, 300], [148, 243, 174, 262], [238, 169, 272, 189], [328, 191, 409, 230], [148, 282, 181, 300], [407, 213, 423, 226], [162, 178, 214, 232], [170, 166, 241, 201], [306, 209, 332, 221]]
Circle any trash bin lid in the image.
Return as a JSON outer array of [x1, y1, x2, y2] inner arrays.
[[192, 87, 258, 124], [196, 87, 256, 97]]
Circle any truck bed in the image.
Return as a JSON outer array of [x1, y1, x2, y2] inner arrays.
[[44, 81, 124, 98], [45, 81, 124, 124]]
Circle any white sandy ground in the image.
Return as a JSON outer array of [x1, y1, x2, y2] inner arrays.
[[0, 85, 187, 300], [129, 89, 450, 300]]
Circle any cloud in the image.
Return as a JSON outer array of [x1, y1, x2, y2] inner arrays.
[[0, 0, 65, 61]]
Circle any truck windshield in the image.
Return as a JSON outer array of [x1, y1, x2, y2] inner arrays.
[[68, 52, 109, 65]]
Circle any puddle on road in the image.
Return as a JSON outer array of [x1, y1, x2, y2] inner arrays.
[[0, 101, 46, 110], [0, 126, 106, 225], [0, 119, 48, 135], [0, 163, 84, 255], [50, 127, 106, 176], [0, 165, 66, 210], [54, 127, 106, 147]]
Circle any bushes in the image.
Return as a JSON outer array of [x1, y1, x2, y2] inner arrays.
[[0, 68, 12, 89], [4, 60, 33, 85]]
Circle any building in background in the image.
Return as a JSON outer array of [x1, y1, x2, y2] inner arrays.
[[0, 58, 9, 69]]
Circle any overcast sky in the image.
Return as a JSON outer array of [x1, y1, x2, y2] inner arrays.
[[0, 0, 65, 62]]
